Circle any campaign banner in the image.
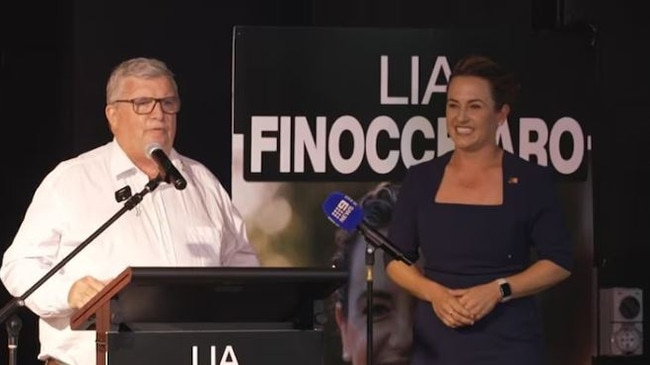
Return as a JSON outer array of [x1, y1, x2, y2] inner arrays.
[[232, 26, 595, 365]]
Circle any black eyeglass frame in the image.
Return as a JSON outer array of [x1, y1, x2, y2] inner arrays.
[[111, 97, 181, 115]]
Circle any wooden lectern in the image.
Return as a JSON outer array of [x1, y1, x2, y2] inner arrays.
[[71, 266, 347, 365]]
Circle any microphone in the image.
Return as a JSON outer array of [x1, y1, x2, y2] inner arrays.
[[322, 192, 414, 265], [145, 143, 187, 190]]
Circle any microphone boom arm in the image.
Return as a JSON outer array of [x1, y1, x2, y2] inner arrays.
[[358, 221, 415, 266]]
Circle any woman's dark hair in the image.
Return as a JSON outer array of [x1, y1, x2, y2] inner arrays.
[[331, 182, 400, 317], [449, 54, 521, 110]]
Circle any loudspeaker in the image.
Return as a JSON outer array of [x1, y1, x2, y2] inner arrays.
[[599, 287, 643, 356]]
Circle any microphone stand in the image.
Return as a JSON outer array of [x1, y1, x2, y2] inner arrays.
[[358, 226, 414, 365], [6, 314, 21, 365], [364, 242, 375, 365], [0, 176, 163, 355]]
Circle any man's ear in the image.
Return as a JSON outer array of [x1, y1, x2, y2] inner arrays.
[[105, 104, 118, 133]]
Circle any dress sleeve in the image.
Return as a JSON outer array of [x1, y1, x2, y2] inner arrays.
[[385, 165, 423, 267], [527, 167, 575, 272]]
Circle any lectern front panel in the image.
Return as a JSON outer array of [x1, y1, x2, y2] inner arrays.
[[107, 329, 323, 365]]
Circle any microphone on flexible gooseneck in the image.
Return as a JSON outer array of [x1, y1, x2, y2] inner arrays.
[[145, 143, 187, 190], [321, 192, 414, 266]]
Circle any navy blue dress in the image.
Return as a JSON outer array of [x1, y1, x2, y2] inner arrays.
[[387, 151, 574, 365]]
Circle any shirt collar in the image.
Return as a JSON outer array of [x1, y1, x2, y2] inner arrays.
[[108, 139, 184, 182], [110, 139, 138, 181]]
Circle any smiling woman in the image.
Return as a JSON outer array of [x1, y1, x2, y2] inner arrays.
[[384, 54, 575, 365]]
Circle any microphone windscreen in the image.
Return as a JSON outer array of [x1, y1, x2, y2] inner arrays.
[[322, 192, 365, 231], [145, 143, 163, 158]]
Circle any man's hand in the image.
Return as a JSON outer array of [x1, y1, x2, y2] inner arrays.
[[68, 276, 106, 309]]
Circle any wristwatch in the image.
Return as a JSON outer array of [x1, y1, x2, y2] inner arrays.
[[497, 278, 512, 303]]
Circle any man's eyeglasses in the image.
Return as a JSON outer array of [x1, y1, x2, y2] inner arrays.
[[111, 97, 181, 115]]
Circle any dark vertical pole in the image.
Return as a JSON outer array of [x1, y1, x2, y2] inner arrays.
[[365, 243, 375, 365]]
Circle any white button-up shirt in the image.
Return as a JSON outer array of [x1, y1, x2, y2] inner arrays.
[[0, 140, 260, 365]]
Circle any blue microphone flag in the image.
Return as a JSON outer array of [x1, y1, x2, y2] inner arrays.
[[321, 191, 415, 266], [321, 192, 365, 231]]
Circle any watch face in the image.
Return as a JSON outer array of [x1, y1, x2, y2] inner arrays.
[[500, 282, 512, 298]]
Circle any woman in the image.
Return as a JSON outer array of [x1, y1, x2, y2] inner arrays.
[[385, 55, 574, 364]]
